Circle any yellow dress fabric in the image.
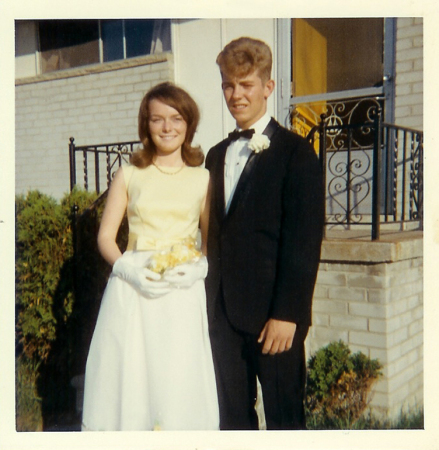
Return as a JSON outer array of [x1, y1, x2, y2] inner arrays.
[[123, 164, 209, 251], [81, 163, 219, 431]]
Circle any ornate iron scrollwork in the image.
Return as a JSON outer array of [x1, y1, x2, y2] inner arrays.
[[291, 97, 383, 227], [290, 96, 384, 140], [106, 144, 135, 186], [410, 133, 423, 220]]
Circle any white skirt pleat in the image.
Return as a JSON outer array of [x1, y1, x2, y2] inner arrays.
[[81, 251, 219, 431]]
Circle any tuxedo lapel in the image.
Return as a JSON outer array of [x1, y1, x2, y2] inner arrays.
[[214, 143, 227, 220], [262, 117, 279, 141], [225, 118, 280, 219]]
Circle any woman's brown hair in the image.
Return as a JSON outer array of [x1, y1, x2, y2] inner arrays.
[[132, 82, 204, 168]]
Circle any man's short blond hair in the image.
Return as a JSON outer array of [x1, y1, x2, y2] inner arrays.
[[216, 37, 272, 82]]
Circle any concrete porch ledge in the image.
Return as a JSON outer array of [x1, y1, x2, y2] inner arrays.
[[321, 231, 423, 263]]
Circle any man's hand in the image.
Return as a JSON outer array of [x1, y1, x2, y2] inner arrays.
[[258, 319, 297, 355]]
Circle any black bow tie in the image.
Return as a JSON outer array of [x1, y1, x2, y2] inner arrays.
[[227, 128, 255, 142]]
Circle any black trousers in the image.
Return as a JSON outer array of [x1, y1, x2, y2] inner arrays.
[[208, 289, 309, 430]]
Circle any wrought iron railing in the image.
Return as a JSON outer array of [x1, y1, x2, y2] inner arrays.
[[69, 109, 423, 240], [291, 95, 384, 139], [69, 137, 140, 193], [306, 108, 423, 239]]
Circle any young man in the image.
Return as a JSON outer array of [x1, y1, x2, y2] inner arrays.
[[205, 37, 324, 430]]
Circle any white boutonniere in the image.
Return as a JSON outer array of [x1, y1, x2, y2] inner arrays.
[[248, 134, 270, 153]]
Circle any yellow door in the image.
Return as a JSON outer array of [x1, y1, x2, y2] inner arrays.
[[292, 18, 327, 143]]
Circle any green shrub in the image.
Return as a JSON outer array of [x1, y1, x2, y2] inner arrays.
[[15, 188, 100, 431], [306, 340, 382, 429], [16, 356, 43, 431], [16, 191, 66, 362], [15, 188, 98, 363]]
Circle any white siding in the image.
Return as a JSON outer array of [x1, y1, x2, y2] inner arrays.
[[174, 19, 277, 155]]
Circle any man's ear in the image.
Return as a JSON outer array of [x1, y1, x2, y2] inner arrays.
[[264, 79, 275, 99]]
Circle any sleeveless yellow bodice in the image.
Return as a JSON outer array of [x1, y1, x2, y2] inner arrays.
[[122, 164, 209, 251]]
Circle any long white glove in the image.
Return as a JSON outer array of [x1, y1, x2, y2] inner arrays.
[[112, 257, 172, 299], [162, 256, 208, 289]]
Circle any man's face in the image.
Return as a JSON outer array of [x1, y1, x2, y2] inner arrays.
[[221, 70, 274, 130]]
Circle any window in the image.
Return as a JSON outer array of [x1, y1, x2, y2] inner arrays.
[[101, 20, 158, 62], [292, 18, 384, 98], [38, 19, 171, 74], [39, 20, 100, 73], [101, 20, 123, 62], [289, 18, 395, 134]]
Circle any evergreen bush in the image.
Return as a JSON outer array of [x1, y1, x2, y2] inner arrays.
[[15, 356, 43, 431], [15, 189, 98, 362], [305, 340, 382, 429], [15, 188, 100, 430]]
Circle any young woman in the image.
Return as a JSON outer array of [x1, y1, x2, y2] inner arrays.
[[81, 82, 219, 431]]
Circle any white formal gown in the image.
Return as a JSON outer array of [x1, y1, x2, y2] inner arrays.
[[81, 164, 219, 431]]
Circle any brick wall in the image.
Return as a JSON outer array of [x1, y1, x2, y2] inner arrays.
[[394, 18, 423, 130], [15, 54, 174, 200], [307, 232, 423, 419]]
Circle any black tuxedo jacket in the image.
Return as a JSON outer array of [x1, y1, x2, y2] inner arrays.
[[205, 118, 324, 335]]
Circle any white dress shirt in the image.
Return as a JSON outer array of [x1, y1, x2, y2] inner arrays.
[[224, 113, 271, 213]]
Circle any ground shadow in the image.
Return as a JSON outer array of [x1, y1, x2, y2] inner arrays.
[[36, 202, 128, 431]]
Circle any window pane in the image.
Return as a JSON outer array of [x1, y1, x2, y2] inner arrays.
[[125, 19, 154, 58], [101, 20, 124, 62], [38, 20, 99, 73], [292, 18, 384, 97]]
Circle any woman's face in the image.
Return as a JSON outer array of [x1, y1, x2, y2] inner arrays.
[[148, 99, 187, 157]]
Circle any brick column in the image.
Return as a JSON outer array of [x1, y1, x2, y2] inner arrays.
[[307, 231, 423, 419], [395, 18, 423, 130]]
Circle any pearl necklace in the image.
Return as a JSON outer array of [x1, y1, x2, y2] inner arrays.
[[152, 161, 186, 175]]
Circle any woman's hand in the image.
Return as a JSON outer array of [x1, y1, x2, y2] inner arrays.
[[112, 257, 172, 299], [162, 256, 208, 289]]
